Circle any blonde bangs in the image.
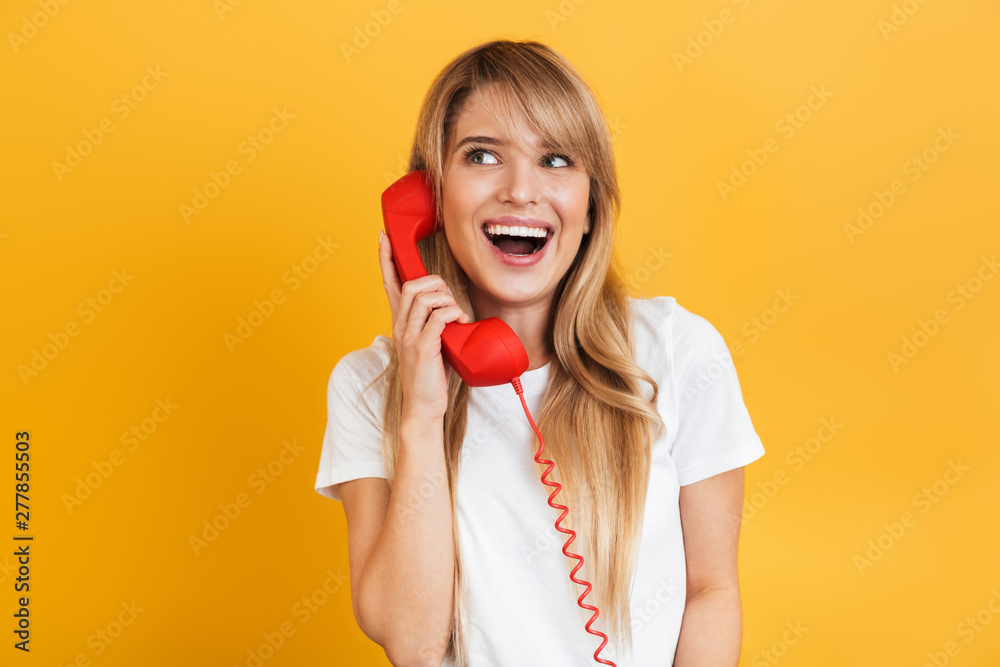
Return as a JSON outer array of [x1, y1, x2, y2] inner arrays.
[[465, 75, 603, 179]]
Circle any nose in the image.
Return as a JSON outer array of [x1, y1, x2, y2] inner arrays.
[[497, 157, 542, 207]]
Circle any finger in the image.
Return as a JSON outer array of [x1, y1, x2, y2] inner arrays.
[[398, 273, 451, 301], [378, 232, 402, 323], [403, 291, 460, 345], [418, 304, 469, 345], [396, 274, 452, 337]]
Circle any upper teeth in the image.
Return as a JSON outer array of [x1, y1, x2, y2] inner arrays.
[[484, 224, 548, 238]]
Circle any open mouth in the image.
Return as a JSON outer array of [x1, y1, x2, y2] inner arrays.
[[483, 224, 552, 256]]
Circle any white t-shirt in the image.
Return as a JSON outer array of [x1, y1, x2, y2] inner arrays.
[[314, 296, 765, 666]]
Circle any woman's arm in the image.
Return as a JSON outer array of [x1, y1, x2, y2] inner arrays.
[[348, 416, 455, 667], [673, 467, 746, 666]]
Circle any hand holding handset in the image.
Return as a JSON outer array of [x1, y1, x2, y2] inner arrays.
[[380, 170, 529, 387], [379, 170, 617, 666]]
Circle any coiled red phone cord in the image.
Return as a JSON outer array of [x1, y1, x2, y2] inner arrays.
[[511, 376, 617, 667]]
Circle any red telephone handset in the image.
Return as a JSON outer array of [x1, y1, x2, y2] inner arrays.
[[381, 170, 529, 387]]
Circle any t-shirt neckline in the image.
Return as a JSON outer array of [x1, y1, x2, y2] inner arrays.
[[473, 360, 550, 399]]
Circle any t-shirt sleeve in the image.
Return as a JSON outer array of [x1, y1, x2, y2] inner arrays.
[[668, 304, 765, 486], [314, 348, 389, 502]]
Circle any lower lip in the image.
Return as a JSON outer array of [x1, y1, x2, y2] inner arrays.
[[481, 227, 552, 267]]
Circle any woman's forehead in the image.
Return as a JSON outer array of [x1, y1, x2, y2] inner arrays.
[[449, 87, 564, 152], [451, 111, 545, 149]]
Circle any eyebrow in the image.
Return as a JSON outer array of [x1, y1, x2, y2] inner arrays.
[[453, 135, 559, 152]]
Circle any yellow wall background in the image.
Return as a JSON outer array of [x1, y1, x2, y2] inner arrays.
[[2, 0, 998, 665]]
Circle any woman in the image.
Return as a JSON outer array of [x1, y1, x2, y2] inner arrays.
[[314, 39, 765, 667]]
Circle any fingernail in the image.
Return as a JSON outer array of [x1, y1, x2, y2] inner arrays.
[[378, 230, 384, 248]]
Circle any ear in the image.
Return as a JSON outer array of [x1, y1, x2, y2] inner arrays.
[[583, 215, 592, 235]]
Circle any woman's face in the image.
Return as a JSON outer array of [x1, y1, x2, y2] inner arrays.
[[441, 89, 591, 314]]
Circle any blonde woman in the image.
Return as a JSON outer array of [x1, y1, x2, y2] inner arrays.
[[314, 39, 765, 667]]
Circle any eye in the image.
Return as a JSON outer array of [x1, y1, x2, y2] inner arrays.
[[543, 154, 573, 168], [462, 145, 499, 165]]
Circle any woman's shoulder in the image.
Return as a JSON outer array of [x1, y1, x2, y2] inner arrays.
[[328, 334, 394, 392], [627, 294, 714, 335], [627, 295, 729, 366]]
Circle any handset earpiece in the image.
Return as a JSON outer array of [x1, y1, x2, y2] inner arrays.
[[381, 170, 528, 387]]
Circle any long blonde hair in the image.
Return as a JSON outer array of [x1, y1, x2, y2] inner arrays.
[[370, 39, 665, 664]]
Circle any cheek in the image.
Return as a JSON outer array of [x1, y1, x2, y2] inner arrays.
[[441, 189, 479, 251], [443, 176, 469, 215], [443, 179, 488, 231], [554, 183, 591, 223]]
